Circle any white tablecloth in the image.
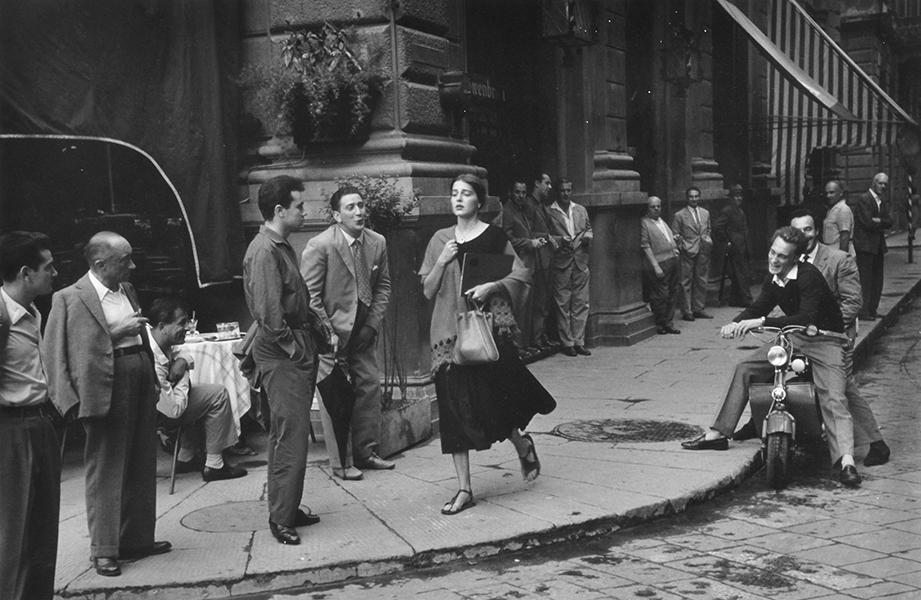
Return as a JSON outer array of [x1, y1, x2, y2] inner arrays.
[[178, 338, 251, 435]]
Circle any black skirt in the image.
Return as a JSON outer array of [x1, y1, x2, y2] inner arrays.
[[435, 336, 556, 454]]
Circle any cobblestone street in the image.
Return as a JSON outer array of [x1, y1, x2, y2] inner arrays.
[[262, 294, 921, 600]]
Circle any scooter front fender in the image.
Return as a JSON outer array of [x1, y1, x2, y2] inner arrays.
[[763, 410, 795, 437]]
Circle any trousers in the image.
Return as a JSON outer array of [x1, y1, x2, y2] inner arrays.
[[679, 251, 709, 315], [551, 263, 589, 348], [0, 410, 60, 600], [82, 352, 157, 558]]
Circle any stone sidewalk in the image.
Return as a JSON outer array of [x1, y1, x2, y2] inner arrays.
[[53, 231, 921, 599]]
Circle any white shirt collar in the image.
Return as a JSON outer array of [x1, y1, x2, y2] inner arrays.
[[339, 227, 362, 246], [550, 201, 572, 216], [868, 188, 880, 203], [88, 270, 121, 300], [0, 287, 34, 325], [804, 244, 818, 264], [145, 325, 170, 366], [772, 263, 799, 287]]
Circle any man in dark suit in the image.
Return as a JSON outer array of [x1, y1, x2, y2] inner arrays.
[[301, 186, 394, 480], [681, 226, 861, 487], [850, 172, 892, 320], [671, 186, 713, 321], [0, 232, 60, 600], [546, 177, 592, 356], [713, 184, 753, 307], [44, 231, 170, 576], [501, 175, 554, 350]]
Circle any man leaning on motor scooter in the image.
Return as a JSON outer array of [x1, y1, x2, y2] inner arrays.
[[681, 226, 862, 488]]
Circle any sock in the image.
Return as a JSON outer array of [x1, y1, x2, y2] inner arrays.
[[204, 453, 224, 469], [178, 448, 195, 463], [840, 454, 856, 468], [705, 428, 724, 440]]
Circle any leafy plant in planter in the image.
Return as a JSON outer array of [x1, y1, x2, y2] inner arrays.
[[248, 22, 384, 147]]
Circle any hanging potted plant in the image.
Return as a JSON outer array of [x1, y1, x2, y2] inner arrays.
[[244, 22, 384, 147]]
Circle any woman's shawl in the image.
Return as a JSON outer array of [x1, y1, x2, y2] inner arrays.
[[419, 225, 531, 372]]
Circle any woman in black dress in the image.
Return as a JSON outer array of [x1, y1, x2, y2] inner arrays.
[[419, 174, 556, 515]]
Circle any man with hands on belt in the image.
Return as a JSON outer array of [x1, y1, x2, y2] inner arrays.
[[44, 231, 170, 577]]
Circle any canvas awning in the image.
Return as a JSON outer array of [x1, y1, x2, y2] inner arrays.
[[716, 0, 918, 203]]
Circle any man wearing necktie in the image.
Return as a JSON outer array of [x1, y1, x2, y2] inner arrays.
[[849, 172, 892, 320], [671, 186, 713, 321], [302, 186, 394, 479]]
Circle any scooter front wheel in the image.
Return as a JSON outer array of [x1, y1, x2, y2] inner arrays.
[[765, 432, 791, 490]]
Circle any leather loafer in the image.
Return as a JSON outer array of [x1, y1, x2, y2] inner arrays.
[[332, 466, 364, 480], [175, 458, 202, 474], [840, 465, 862, 487], [269, 520, 300, 545], [732, 419, 758, 441], [92, 557, 121, 577], [355, 453, 395, 470], [864, 440, 891, 467], [693, 311, 714, 319], [202, 464, 248, 481], [681, 434, 728, 450], [682, 313, 695, 322], [574, 345, 592, 356], [295, 508, 320, 526], [658, 326, 681, 335], [561, 346, 578, 357], [120, 541, 172, 560]]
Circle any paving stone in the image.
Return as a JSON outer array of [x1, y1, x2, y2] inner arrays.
[[833, 528, 921, 554], [845, 556, 921, 578], [790, 542, 887, 567], [845, 580, 919, 599]]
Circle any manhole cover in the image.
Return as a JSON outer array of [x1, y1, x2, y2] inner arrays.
[[181, 501, 266, 532], [551, 419, 703, 443]]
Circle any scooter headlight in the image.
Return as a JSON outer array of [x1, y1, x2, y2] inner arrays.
[[790, 358, 806, 373], [771, 386, 787, 401], [767, 345, 788, 367]]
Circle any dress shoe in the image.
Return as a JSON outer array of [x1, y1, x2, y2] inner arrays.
[[839, 464, 862, 487], [858, 312, 876, 321], [269, 520, 300, 545], [659, 326, 680, 335], [693, 311, 714, 319], [295, 508, 320, 526], [355, 453, 395, 470], [574, 345, 592, 356], [120, 541, 172, 559], [226, 441, 257, 456], [332, 466, 364, 480], [729, 302, 751, 308], [682, 313, 696, 322], [92, 557, 121, 577], [202, 463, 248, 482], [681, 434, 728, 450], [561, 346, 578, 357], [864, 440, 891, 466], [732, 419, 758, 441]]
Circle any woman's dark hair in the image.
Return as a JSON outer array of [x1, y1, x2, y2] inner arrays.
[[452, 173, 487, 208]]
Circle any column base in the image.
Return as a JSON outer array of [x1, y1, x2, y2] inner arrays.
[[587, 302, 657, 346]]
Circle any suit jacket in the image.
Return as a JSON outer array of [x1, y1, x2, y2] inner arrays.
[[301, 225, 392, 348], [850, 191, 892, 255], [500, 196, 553, 271], [713, 204, 749, 250], [546, 201, 592, 272], [640, 216, 679, 267], [43, 274, 153, 418], [671, 206, 712, 257], [809, 243, 862, 326]]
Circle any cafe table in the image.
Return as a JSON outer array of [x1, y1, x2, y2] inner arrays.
[[178, 334, 251, 435]]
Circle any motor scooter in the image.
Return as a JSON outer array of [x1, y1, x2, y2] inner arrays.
[[748, 325, 848, 489]]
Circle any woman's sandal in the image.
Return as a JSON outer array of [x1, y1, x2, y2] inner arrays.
[[519, 433, 541, 482], [440, 489, 475, 515]]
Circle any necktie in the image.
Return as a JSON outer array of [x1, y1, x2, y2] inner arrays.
[[351, 239, 372, 306], [693, 207, 700, 228]]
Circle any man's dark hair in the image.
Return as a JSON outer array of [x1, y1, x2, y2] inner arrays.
[[532, 172, 550, 189], [257, 175, 305, 221], [0, 231, 52, 283], [147, 296, 189, 328], [685, 186, 701, 197], [510, 175, 528, 189], [329, 185, 363, 213], [789, 208, 816, 224], [559, 177, 573, 187], [771, 226, 808, 256], [453, 173, 487, 208]]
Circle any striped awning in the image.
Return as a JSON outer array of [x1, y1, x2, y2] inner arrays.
[[716, 0, 918, 204]]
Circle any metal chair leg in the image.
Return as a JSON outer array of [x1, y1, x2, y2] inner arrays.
[[169, 425, 183, 495]]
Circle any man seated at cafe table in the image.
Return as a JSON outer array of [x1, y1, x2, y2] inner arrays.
[[146, 296, 247, 481]]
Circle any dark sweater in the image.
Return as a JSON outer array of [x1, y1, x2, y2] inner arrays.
[[735, 261, 844, 332]]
